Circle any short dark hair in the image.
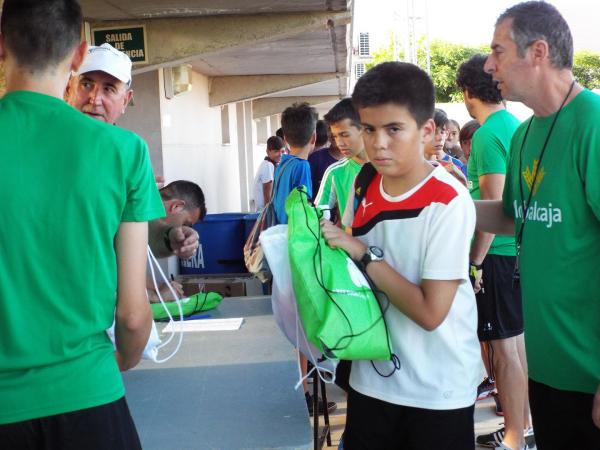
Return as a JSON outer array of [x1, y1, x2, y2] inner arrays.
[[324, 98, 361, 128], [281, 102, 318, 147], [352, 62, 435, 127], [1, 0, 82, 72], [160, 181, 207, 220], [497, 1, 573, 69], [433, 108, 449, 129], [275, 128, 284, 140], [457, 54, 503, 103], [266, 136, 284, 151], [315, 120, 329, 148], [448, 119, 461, 131], [459, 119, 481, 143]]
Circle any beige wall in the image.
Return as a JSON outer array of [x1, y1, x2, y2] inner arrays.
[[117, 70, 163, 176], [159, 69, 243, 214]]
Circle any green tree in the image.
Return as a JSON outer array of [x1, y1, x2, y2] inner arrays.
[[573, 50, 600, 90], [366, 36, 487, 102], [366, 36, 600, 100]]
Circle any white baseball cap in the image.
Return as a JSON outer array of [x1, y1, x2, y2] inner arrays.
[[79, 43, 132, 85]]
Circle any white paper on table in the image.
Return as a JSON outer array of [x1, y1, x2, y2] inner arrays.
[[162, 318, 244, 333]]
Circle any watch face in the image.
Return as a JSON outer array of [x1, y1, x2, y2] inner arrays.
[[369, 246, 384, 258]]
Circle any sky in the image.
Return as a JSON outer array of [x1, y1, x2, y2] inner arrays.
[[354, 0, 600, 53]]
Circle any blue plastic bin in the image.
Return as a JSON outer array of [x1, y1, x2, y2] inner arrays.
[[243, 213, 260, 241], [180, 213, 248, 274]]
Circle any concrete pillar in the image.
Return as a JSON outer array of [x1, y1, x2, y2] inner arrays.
[[236, 102, 253, 212]]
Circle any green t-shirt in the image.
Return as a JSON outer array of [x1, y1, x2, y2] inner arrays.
[[468, 109, 520, 256], [0, 91, 165, 424], [503, 89, 600, 394], [315, 158, 361, 219]]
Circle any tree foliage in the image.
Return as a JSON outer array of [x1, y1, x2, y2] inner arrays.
[[573, 50, 600, 89], [367, 36, 600, 102]]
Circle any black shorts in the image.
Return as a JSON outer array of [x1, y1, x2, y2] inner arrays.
[[529, 379, 600, 450], [344, 388, 474, 450], [476, 254, 524, 341], [334, 360, 352, 392], [0, 396, 142, 450]]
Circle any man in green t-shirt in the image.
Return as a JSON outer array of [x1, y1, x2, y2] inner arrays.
[[0, 1, 165, 448], [479, 2, 600, 448], [315, 98, 368, 222], [458, 54, 531, 450]]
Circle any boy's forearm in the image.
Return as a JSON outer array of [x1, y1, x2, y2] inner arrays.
[[115, 306, 152, 370], [115, 221, 153, 371], [470, 230, 495, 265], [365, 262, 452, 331]]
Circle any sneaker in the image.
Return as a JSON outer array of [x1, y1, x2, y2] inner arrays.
[[524, 427, 535, 449], [305, 392, 337, 416], [477, 376, 496, 400], [492, 392, 504, 416], [476, 427, 505, 448]]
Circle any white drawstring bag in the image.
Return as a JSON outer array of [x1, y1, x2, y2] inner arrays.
[[107, 246, 184, 363], [260, 225, 336, 387]]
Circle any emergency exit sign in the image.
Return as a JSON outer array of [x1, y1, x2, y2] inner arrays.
[[92, 25, 147, 64]]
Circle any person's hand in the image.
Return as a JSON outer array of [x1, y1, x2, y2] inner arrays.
[[168, 226, 199, 259], [470, 264, 484, 294], [593, 384, 600, 429], [159, 281, 184, 300], [320, 218, 367, 261], [155, 175, 165, 189]]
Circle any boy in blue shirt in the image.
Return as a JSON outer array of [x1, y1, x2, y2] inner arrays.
[[273, 102, 317, 223], [321, 62, 480, 449]]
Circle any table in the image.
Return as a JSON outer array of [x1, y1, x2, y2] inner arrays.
[[123, 296, 312, 450]]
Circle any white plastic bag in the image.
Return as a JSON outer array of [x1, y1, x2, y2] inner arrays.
[[260, 225, 336, 386]]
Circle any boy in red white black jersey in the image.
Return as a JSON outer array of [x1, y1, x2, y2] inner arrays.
[[321, 62, 480, 450]]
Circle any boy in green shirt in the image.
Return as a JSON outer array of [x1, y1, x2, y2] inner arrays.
[[0, 1, 164, 447], [315, 98, 368, 221]]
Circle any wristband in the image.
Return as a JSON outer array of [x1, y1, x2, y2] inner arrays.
[[469, 261, 482, 271], [163, 226, 175, 252]]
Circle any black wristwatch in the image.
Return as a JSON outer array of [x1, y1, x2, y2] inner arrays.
[[357, 246, 384, 271]]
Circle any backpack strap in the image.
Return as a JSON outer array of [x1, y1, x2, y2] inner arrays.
[[270, 157, 295, 201], [353, 162, 378, 214]]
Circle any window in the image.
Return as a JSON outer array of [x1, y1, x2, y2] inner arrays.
[[359, 32, 370, 57], [355, 63, 365, 79], [221, 105, 230, 145]]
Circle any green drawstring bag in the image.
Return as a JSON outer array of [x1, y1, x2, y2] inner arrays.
[[151, 292, 223, 321], [286, 186, 392, 361]]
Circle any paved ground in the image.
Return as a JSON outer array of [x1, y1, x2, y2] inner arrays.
[[318, 381, 536, 450]]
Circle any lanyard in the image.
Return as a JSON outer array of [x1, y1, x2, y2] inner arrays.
[[513, 80, 575, 279]]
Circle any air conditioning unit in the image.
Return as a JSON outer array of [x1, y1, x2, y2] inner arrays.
[[164, 64, 193, 99]]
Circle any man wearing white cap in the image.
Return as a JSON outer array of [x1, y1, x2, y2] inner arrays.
[[70, 43, 200, 259]]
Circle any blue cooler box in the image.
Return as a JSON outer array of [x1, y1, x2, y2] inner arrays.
[[180, 213, 248, 274]]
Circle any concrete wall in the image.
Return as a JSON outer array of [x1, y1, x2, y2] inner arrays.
[[159, 68, 243, 214], [118, 70, 163, 175]]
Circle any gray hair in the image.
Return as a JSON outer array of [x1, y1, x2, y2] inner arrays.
[[497, 1, 573, 69]]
